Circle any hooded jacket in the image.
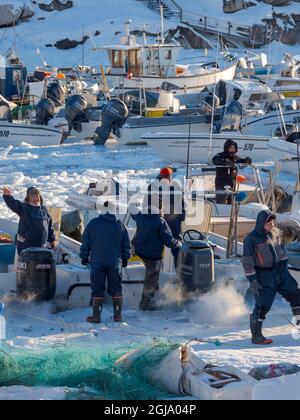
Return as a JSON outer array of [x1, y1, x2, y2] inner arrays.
[[132, 210, 180, 260], [3, 195, 55, 252], [212, 139, 251, 187], [80, 214, 131, 267], [148, 179, 186, 239], [242, 210, 288, 282]]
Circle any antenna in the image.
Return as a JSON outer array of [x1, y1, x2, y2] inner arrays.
[[160, 4, 165, 45]]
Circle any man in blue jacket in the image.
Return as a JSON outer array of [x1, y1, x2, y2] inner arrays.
[[2, 186, 56, 255], [80, 200, 131, 324], [242, 210, 300, 345], [132, 201, 182, 311]]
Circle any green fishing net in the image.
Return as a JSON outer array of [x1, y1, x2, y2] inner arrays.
[[0, 340, 180, 400]]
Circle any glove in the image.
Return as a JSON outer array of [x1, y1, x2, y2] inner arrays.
[[122, 260, 128, 268], [244, 157, 252, 166], [249, 280, 262, 296], [81, 260, 89, 266], [225, 159, 235, 168]]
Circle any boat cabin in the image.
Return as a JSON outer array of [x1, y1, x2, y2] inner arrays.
[[216, 79, 279, 108], [0, 54, 27, 100], [104, 42, 180, 78]]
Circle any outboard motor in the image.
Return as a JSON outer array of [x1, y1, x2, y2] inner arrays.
[[47, 81, 65, 106], [286, 131, 300, 144], [177, 231, 215, 296], [17, 248, 56, 301], [65, 94, 89, 132], [218, 99, 243, 133], [94, 99, 128, 145], [36, 98, 56, 125]]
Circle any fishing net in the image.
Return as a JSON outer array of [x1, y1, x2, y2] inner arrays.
[[0, 340, 179, 400]]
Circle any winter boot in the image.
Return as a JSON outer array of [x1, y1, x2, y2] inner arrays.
[[250, 315, 273, 345], [87, 298, 103, 324], [113, 297, 123, 322], [139, 294, 157, 312]]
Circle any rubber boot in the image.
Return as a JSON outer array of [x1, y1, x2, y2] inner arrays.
[[87, 298, 103, 324], [113, 297, 123, 322], [292, 307, 300, 326], [139, 294, 157, 312], [250, 315, 273, 345]]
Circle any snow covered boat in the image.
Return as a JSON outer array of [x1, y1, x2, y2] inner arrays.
[[0, 120, 64, 147]]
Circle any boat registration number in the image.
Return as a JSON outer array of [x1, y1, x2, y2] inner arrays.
[[243, 143, 254, 151], [0, 130, 9, 138]]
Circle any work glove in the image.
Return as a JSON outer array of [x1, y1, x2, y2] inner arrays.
[[244, 157, 252, 166], [225, 159, 235, 168], [81, 260, 89, 266], [249, 280, 262, 297], [122, 260, 128, 268]]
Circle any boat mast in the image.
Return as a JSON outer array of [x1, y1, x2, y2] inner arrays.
[[160, 4, 165, 45]]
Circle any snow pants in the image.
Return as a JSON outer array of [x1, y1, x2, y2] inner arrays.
[[140, 258, 162, 299], [90, 265, 123, 298], [253, 262, 300, 321]]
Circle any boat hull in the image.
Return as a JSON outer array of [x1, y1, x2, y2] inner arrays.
[[107, 63, 237, 92], [142, 133, 283, 164], [0, 122, 63, 147]]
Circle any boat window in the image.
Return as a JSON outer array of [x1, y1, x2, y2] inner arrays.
[[165, 50, 172, 60], [112, 50, 124, 68], [155, 50, 159, 60], [276, 80, 299, 87]]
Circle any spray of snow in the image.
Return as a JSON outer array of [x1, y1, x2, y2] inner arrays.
[[159, 283, 248, 327], [189, 285, 249, 327]]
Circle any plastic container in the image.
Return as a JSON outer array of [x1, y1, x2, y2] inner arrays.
[[0, 243, 16, 266]]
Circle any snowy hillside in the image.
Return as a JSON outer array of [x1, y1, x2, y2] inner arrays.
[[0, 0, 299, 70], [176, 0, 300, 25], [0, 0, 178, 70]]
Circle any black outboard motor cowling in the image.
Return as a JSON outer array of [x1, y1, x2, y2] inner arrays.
[[94, 99, 128, 145], [65, 94, 89, 132], [17, 248, 56, 301], [177, 240, 215, 295], [36, 98, 56, 125], [47, 81, 65, 107]]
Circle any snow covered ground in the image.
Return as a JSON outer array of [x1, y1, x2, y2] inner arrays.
[[0, 0, 300, 401], [1, 283, 300, 400], [176, 0, 300, 25]]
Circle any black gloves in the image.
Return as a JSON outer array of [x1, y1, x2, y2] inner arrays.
[[225, 159, 235, 168], [244, 157, 252, 166], [122, 260, 128, 268], [81, 260, 89, 266]]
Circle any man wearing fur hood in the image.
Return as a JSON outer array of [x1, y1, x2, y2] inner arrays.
[[242, 210, 300, 345], [2, 186, 56, 255]]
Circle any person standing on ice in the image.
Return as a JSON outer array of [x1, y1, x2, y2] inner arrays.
[[131, 195, 182, 311], [212, 139, 252, 204], [80, 199, 131, 324], [242, 210, 300, 345], [2, 186, 56, 255], [148, 167, 186, 243]]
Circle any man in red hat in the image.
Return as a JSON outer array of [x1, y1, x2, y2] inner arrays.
[[149, 167, 186, 245]]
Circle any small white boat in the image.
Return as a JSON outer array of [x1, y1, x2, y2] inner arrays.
[[142, 132, 282, 164], [0, 121, 63, 147]]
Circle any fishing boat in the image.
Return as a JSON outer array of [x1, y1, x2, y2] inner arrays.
[[0, 120, 64, 147], [141, 132, 283, 164], [98, 21, 237, 94]]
